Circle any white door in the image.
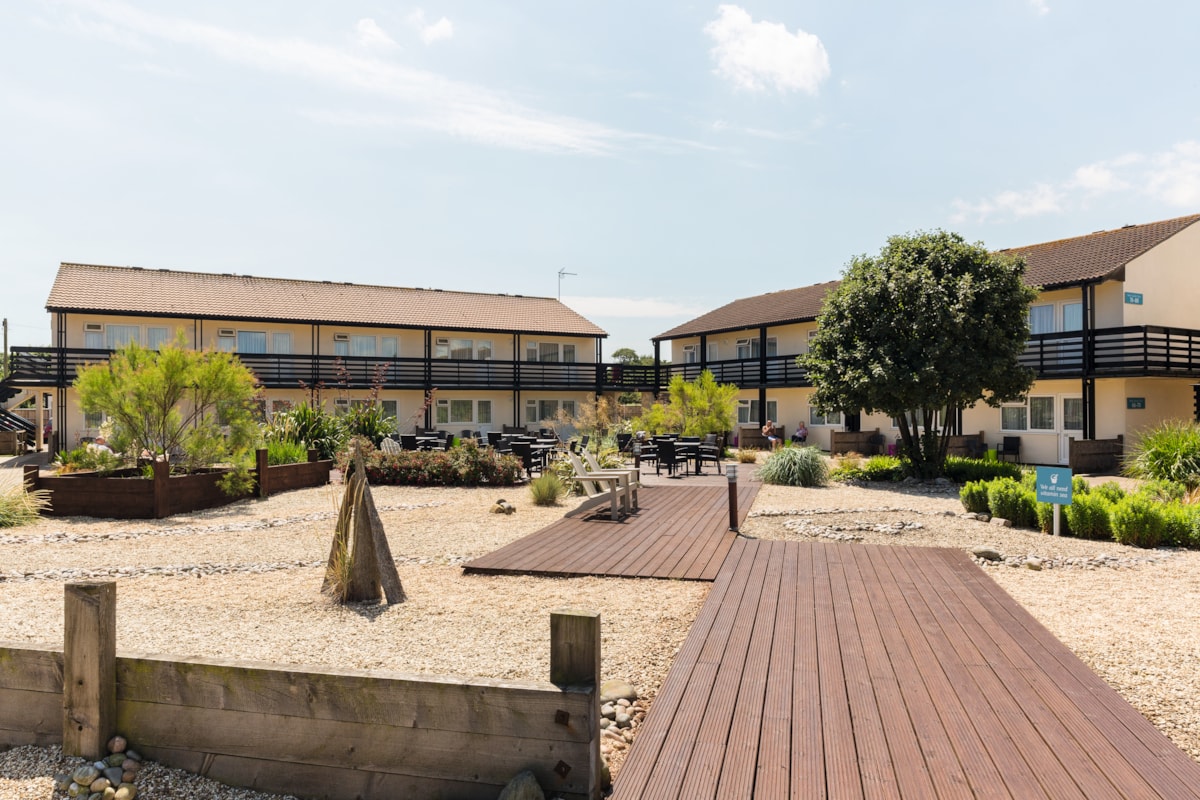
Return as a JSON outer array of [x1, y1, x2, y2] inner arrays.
[[1059, 396, 1083, 465]]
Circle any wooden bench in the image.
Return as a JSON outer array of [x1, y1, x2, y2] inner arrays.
[[737, 425, 784, 450]]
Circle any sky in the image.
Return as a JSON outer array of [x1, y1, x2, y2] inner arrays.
[[3, 0, 1200, 355]]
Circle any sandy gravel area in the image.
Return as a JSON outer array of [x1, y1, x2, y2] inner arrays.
[[1, 471, 1199, 797]]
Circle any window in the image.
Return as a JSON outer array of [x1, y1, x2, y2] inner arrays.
[[527, 399, 574, 424], [477, 341, 492, 360], [540, 342, 560, 362], [736, 337, 777, 359], [525, 342, 571, 362], [106, 325, 139, 349], [737, 399, 777, 424], [1062, 302, 1083, 332], [526, 342, 539, 362], [436, 399, 485, 423], [147, 327, 170, 350], [84, 410, 104, 429], [1002, 396, 1055, 431], [85, 329, 103, 349], [381, 337, 398, 358], [708, 342, 720, 361], [1063, 397, 1083, 431], [562, 344, 576, 363], [273, 333, 293, 354], [238, 331, 267, 353], [333, 338, 349, 357], [683, 345, 699, 364], [1029, 305, 1055, 335], [810, 407, 842, 426], [351, 336, 376, 357], [217, 332, 235, 352]]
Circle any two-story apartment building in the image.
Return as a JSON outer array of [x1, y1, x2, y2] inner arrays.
[[3, 263, 609, 449], [653, 215, 1200, 464]]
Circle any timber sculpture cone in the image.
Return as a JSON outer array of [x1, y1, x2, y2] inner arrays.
[[323, 442, 406, 604]]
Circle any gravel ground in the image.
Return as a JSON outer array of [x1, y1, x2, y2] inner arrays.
[[2, 471, 1199, 797]]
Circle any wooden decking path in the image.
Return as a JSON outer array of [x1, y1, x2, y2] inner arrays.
[[463, 482, 759, 580], [613, 539, 1200, 799]]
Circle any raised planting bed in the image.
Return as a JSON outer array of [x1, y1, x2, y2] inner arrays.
[[24, 450, 332, 519]]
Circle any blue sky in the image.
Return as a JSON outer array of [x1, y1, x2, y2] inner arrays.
[[4, 0, 1200, 354]]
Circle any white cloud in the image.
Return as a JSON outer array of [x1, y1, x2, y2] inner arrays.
[[951, 140, 1200, 223], [54, 0, 684, 156], [1028, 0, 1051, 15], [703, 5, 830, 94], [406, 9, 453, 45], [355, 18, 396, 50], [562, 296, 706, 319]]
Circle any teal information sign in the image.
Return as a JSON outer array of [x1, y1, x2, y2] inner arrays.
[[1124, 291, 1144, 305], [1036, 466, 1073, 505], [1127, 397, 1146, 410]]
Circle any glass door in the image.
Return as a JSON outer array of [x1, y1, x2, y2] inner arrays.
[[1059, 395, 1083, 465]]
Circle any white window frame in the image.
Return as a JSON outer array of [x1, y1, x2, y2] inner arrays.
[[809, 407, 842, 426], [737, 399, 777, 425], [736, 337, 778, 359], [707, 342, 719, 361], [147, 327, 170, 350], [683, 344, 699, 364], [1001, 396, 1055, 432]]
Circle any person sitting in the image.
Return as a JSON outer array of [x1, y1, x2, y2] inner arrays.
[[762, 420, 782, 450], [87, 436, 113, 454], [791, 421, 808, 444]]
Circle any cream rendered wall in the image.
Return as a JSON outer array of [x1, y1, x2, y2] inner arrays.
[[670, 322, 817, 363], [1120, 378, 1196, 447], [1092, 379, 1128, 441], [1092, 281, 1126, 328], [62, 314, 201, 349], [1122, 223, 1200, 329]]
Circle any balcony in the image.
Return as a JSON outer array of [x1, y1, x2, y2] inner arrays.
[[8, 325, 1200, 395]]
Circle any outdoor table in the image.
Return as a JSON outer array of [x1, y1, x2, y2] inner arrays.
[[673, 442, 700, 475]]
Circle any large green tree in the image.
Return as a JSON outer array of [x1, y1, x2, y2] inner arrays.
[[633, 370, 738, 436], [75, 333, 260, 471], [800, 230, 1038, 478]]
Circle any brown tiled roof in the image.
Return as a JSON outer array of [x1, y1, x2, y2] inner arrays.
[[1004, 214, 1200, 289], [654, 281, 839, 340], [657, 215, 1200, 340], [46, 264, 607, 337]]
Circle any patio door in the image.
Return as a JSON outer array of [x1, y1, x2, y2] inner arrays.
[[1059, 395, 1083, 465]]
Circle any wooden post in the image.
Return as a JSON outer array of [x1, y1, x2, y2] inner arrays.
[[63, 581, 116, 760], [727, 464, 739, 531], [152, 458, 169, 519], [550, 610, 600, 687], [550, 610, 601, 800], [23, 463, 39, 492], [307, 448, 319, 463], [256, 448, 269, 498]]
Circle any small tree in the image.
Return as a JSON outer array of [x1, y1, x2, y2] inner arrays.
[[75, 333, 260, 471], [801, 231, 1038, 478], [632, 370, 738, 437]]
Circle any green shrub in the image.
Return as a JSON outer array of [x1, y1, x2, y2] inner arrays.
[[1124, 419, 1200, 488], [266, 403, 345, 461], [336, 438, 522, 486], [1137, 479, 1187, 504], [759, 446, 828, 487], [343, 403, 396, 446], [860, 455, 904, 481], [736, 448, 759, 464], [1035, 501, 1073, 536], [1160, 503, 1194, 548], [1063, 493, 1113, 540], [529, 474, 567, 506], [53, 445, 125, 476], [266, 438, 309, 466], [943, 457, 1021, 484], [1110, 494, 1166, 548], [959, 480, 991, 514], [0, 485, 50, 528], [1091, 481, 1127, 505], [986, 478, 1037, 528]]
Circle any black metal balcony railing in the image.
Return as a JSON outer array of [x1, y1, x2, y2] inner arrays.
[[8, 325, 1200, 395]]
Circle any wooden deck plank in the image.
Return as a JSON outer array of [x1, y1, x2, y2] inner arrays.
[[789, 542, 826, 800], [928, 549, 1200, 798], [752, 540, 797, 800], [854, 546, 1032, 796]]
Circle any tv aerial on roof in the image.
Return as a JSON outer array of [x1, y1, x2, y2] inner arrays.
[[557, 268, 577, 300]]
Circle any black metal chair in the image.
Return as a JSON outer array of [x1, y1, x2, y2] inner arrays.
[[656, 438, 688, 476], [510, 440, 543, 477], [399, 434, 418, 451], [616, 432, 633, 453], [997, 436, 1021, 463], [697, 438, 722, 474]]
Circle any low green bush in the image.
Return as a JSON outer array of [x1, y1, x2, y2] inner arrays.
[[943, 457, 1021, 484], [860, 455, 904, 481], [1063, 493, 1113, 540], [338, 439, 523, 486], [1137, 479, 1187, 503], [1110, 494, 1166, 548], [529, 474, 567, 506], [53, 445, 125, 476], [959, 480, 991, 514], [986, 478, 1036, 528], [1035, 501, 1073, 536], [1159, 504, 1194, 548], [759, 446, 828, 487], [1091, 481, 1127, 504], [266, 438, 309, 466]]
